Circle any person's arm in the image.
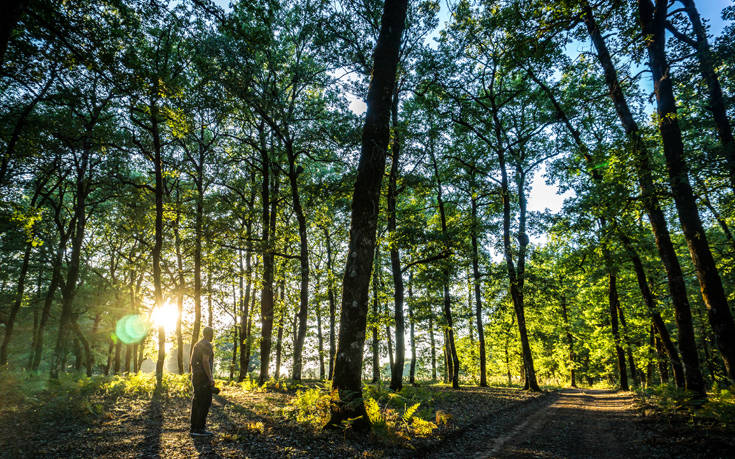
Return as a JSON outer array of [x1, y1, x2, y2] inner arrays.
[[201, 353, 215, 387]]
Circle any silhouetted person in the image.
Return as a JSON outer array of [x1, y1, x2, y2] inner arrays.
[[190, 326, 215, 436]]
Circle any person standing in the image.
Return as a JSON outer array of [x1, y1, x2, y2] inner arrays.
[[190, 326, 215, 436]]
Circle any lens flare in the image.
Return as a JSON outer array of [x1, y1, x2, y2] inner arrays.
[[151, 301, 178, 333], [115, 314, 150, 344]]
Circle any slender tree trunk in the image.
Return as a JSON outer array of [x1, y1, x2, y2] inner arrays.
[[239, 246, 252, 381], [559, 293, 577, 388], [443, 329, 452, 384], [429, 312, 436, 380], [583, 0, 705, 395], [470, 195, 487, 386], [617, 304, 638, 387], [30, 233, 65, 370], [328, 0, 407, 428], [174, 199, 185, 374], [619, 233, 686, 388], [371, 247, 380, 384], [605, 253, 629, 391], [152, 103, 166, 388], [387, 90, 405, 392], [429, 145, 460, 389], [259, 139, 278, 384], [71, 320, 92, 377], [287, 144, 310, 381], [408, 271, 416, 386], [191, 172, 203, 349], [0, 242, 32, 365], [679, 0, 735, 190], [114, 341, 121, 374], [639, 0, 735, 384], [655, 333, 670, 384], [228, 281, 237, 380], [51, 147, 91, 379], [324, 227, 337, 380], [317, 297, 325, 380]]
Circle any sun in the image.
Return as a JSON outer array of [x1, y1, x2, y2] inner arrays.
[[151, 301, 179, 333]]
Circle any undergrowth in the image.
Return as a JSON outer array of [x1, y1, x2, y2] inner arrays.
[[286, 380, 439, 443], [637, 384, 735, 427]]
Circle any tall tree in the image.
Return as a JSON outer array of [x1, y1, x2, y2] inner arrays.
[[328, 0, 407, 429]]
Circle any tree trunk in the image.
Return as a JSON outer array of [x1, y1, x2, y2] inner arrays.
[[0, 242, 32, 365], [317, 297, 325, 380], [582, 0, 705, 395], [470, 194, 487, 386], [679, 0, 735, 190], [287, 144, 310, 381], [328, 0, 407, 429], [30, 228, 65, 370], [174, 197, 185, 375], [428, 144, 460, 389], [51, 147, 91, 379], [559, 293, 576, 388], [605, 254, 629, 391], [408, 271, 416, 386], [617, 303, 638, 387], [429, 312, 436, 380], [191, 170, 203, 349], [654, 333, 670, 384], [619, 233, 685, 388], [259, 137, 278, 384], [71, 320, 92, 377], [152, 103, 166, 388], [371, 247, 380, 383], [239, 246, 252, 381], [387, 90, 405, 392], [639, 0, 735, 384], [229, 282, 238, 380], [324, 227, 337, 380]]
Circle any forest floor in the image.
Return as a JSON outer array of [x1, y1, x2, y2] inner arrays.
[[1, 378, 734, 458]]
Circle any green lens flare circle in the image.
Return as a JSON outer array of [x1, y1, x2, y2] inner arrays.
[[115, 314, 150, 344]]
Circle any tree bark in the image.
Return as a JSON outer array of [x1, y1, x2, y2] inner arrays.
[[328, 0, 407, 429], [387, 90, 406, 392], [29, 236, 64, 370], [639, 0, 735, 384], [470, 194, 487, 387], [324, 227, 337, 380], [288, 143, 310, 381], [152, 101, 166, 388], [317, 295, 325, 380], [619, 232, 685, 388], [559, 292, 577, 388], [408, 271, 416, 386], [371, 246, 381, 383], [679, 0, 735, 190], [429, 144, 460, 389], [259, 133, 278, 384], [174, 194, 185, 374], [582, 0, 705, 395], [429, 312, 436, 380], [604, 250, 629, 391]]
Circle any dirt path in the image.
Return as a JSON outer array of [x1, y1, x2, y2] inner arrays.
[[432, 389, 660, 459]]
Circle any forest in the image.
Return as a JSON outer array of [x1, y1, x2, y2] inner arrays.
[[1, 0, 735, 457]]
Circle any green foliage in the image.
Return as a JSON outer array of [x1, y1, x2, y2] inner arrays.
[[287, 381, 337, 429], [638, 385, 735, 426], [101, 373, 191, 398]]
